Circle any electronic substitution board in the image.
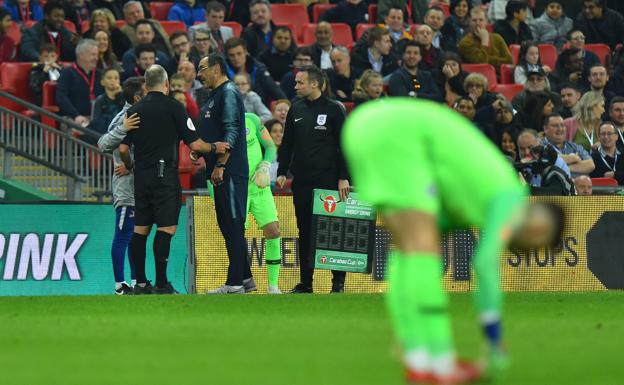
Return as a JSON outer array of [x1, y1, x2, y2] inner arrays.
[[311, 189, 377, 273]]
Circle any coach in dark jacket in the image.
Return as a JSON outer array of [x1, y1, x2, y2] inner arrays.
[[388, 41, 442, 101], [225, 37, 286, 106], [277, 65, 350, 294], [20, 0, 77, 62]]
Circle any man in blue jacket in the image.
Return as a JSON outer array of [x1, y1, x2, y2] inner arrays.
[[167, 0, 205, 28]]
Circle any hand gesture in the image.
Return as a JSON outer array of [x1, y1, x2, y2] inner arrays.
[[123, 112, 140, 131], [276, 175, 287, 188], [338, 179, 350, 201], [190, 150, 200, 165], [542, 65, 552, 74], [252, 161, 271, 188], [213, 142, 230, 154], [114, 163, 130, 176], [211, 167, 224, 186]]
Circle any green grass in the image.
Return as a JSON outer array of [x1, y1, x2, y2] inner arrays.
[[0, 293, 621, 385]]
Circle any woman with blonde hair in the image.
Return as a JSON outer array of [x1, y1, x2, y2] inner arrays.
[[352, 70, 385, 106], [84, 8, 131, 59], [464, 72, 497, 111], [565, 91, 605, 151]]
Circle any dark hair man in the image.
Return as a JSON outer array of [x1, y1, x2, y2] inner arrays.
[[277, 64, 351, 293]]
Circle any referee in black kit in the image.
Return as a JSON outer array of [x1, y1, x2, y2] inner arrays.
[[195, 54, 251, 294], [276, 65, 351, 294], [118, 64, 230, 295]]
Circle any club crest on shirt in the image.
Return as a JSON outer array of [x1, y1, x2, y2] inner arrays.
[[204, 110, 211, 118], [317, 114, 327, 125], [208, 100, 214, 109]]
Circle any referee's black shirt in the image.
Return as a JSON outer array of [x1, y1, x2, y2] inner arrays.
[[122, 91, 199, 169], [277, 95, 349, 182]]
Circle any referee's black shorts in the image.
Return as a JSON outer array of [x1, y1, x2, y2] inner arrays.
[[134, 167, 181, 227]]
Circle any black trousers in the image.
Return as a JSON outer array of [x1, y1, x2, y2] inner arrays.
[[213, 175, 251, 286], [292, 176, 346, 288]]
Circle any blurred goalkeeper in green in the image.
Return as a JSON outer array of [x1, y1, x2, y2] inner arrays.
[[342, 99, 563, 384]]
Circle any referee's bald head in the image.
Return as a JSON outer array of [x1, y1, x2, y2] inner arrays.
[[145, 64, 168, 90]]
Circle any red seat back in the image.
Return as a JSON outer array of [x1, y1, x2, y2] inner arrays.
[[150, 2, 175, 21], [591, 177, 618, 187], [0, 62, 36, 106], [463, 63, 497, 90], [160, 21, 187, 36], [115, 20, 126, 29], [42, 81, 58, 112], [368, 4, 377, 23], [538, 44, 557, 69], [492, 83, 524, 101], [5, 22, 20, 45], [500, 64, 515, 84], [222, 21, 242, 37], [356, 23, 375, 41], [300, 23, 353, 46], [271, 4, 309, 39], [430, 2, 450, 17], [585, 44, 611, 65], [312, 4, 336, 23], [509, 44, 520, 65]]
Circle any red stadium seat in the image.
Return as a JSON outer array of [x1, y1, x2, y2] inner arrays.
[[585, 44, 611, 65], [81, 20, 90, 33], [485, 23, 493, 33], [368, 4, 377, 23], [538, 44, 557, 69], [356, 23, 375, 40], [492, 83, 524, 101], [300, 23, 353, 46], [430, 2, 450, 17], [0, 63, 36, 114], [115, 20, 126, 29], [343, 102, 354, 114], [178, 141, 194, 191], [160, 21, 187, 35], [312, 3, 336, 23], [271, 4, 309, 39], [222, 21, 242, 37], [508, 44, 520, 65], [500, 64, 515, 84], [591, 177, 618, 187], [5, 21, 20, 45], [41, 81, 59, 113], [150, 2, 175, 21], [409, 24, 422, 35], [463, 63, 497, 90]]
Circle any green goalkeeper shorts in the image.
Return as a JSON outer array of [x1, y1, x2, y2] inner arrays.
[[246, 186, 279, 229]]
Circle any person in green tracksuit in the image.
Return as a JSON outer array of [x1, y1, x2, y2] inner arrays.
[[342, 99, 563, 384], [243, 112, 282, 294]]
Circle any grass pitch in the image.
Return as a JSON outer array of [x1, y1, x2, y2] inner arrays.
[[0, 292, 621, 385]]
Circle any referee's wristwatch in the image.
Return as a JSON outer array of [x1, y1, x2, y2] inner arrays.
[[210, 142, 216, 153], [215, 162, 226, 169]]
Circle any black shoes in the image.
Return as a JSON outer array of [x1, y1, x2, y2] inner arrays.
[[114, 282, 134, 295], [330, 282, 345, 293], [290, 283, 313, 293], [153, 282, 178, 295], [133, 281, 154, 295]]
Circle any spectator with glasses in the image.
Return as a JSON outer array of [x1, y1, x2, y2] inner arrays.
[[590, 121, 624, 182], [564, 29, 600, 70]]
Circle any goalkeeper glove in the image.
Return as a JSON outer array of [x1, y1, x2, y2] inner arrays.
[[252, 161, 271, 188]]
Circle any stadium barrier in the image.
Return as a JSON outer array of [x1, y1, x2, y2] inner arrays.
[[2, 196, 622, 296], [189, 195, 622, 293], [0, 203, 188, 295]]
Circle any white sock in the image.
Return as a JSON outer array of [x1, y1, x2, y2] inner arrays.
[[404, 349, 430, 372], [430, 352, 456, 377], [131, 279, 137, 287]]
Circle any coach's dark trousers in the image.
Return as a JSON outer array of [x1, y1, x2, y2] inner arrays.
[[213, 175, 251, 286], [291, 175, 346, 288]]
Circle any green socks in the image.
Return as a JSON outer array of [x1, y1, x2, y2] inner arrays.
[[265, 237, 281, 286], [386, 252, 454, 362]]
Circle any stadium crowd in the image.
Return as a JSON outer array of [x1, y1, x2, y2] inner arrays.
[[3, 0, 624, 193]]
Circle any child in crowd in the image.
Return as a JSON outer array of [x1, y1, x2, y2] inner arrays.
[[28, 42, 61, 105]]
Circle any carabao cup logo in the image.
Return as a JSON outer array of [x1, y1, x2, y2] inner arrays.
[[320, 194, 338, 214]]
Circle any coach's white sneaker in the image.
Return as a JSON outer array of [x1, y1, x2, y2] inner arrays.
[[243, 278, 258, 293], [206, 285, 245, 294], [267, 285, 282, 294]]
